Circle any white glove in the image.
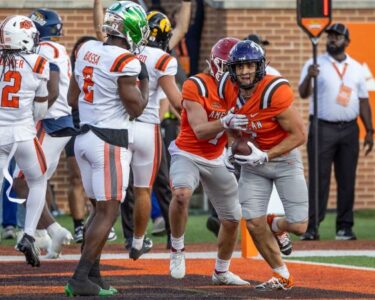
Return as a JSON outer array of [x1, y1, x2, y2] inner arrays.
[[224, 146, 236, 173], [234, 141, 269, 167], [220, 108, 248, 131]]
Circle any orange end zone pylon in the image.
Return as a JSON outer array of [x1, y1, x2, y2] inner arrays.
[[240, 219, 258, 258]]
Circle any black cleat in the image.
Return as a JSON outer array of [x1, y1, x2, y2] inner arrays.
[[300, 230, 320, 241], [129, 237, 153, 260], [16, 233, 40, 267]]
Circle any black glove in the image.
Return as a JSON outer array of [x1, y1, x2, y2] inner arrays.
[[138, 61, 149, 81]]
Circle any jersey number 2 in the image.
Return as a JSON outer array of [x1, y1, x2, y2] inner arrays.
[[1, 71, 21, 108], [83, 66, 94, 103]]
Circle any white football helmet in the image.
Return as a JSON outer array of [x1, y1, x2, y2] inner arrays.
[[0, 15, 39, 52]]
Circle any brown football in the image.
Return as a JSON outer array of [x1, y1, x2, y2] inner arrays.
[[232, 136, 253, 156]]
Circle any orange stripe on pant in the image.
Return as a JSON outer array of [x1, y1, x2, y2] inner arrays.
[[114, 146, 123, 201], [148, 125, 162, 187], [33, 137, 47, 174], [104, 143, 111, 200]]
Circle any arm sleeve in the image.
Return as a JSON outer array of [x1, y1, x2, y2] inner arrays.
[[299, 59, 312, 85]]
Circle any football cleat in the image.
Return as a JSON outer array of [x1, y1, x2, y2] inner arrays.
[[212, 271, 250, 286], [16, 233, 40, 267], [255, 273, 294, 291], [170, 251, 185, 279], [267, 214, 293, 255]]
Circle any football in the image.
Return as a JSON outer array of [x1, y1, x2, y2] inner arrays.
[[232, 136, 253, 156]]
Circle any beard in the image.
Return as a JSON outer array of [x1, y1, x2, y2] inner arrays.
[[326, 43, 345, 56]]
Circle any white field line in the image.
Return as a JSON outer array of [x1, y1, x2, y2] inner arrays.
[[0, 250, 374, 271]]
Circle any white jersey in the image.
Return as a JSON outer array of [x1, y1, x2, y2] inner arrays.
[[0, 53, 49, 145], [75, 40, 141, 129], [37, 40, 71, 119], [136, 46, 177, 124]]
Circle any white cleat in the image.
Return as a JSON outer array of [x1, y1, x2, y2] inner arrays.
[[46, 227, 73, 259], [170, 251, 185, 279], [34, 229, 52, 252], [212, 271, 250, 286]]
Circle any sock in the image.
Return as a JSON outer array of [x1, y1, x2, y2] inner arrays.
[[273, 265, 290, 279], [171, 235, 184, 251], [271, 217, 282, 233], [73, 219, 84, 229], [215, 257, 230, 274], [35, 229, 48, 238], [47, 222, 62, 237], [132, 235, 144, 250], [24, 178, 47, 237]]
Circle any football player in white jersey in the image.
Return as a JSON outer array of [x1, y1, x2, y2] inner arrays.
[[64, 1, 149, 296], [125, 10, 182, 260], [93, 1, 184, 259], [13, 8, 74, 259], [0, 15, 49, 267]]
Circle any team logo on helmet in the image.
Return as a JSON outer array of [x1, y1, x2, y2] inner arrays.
[[30, 11, 46, 26], [20, 20, 33, 29]]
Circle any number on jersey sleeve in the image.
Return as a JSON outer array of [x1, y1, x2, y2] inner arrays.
[[82, 66, 94, 103]]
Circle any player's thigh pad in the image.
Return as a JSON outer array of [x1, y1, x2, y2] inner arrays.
[[239, 165, 274, 220], [40, 133, 71, 179], [75, 131, 131, 201], [200, 165, 241, 221], [274, 149, 308, 223], [14, 139, 47, 181], [169, 155, 200, 191], [129, 122, 161, 187]]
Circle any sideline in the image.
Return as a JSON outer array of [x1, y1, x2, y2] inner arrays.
[[0, 250, 374, 271]]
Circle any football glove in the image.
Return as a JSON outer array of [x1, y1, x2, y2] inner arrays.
[[220, 108, 248, 131], [234, 141, 268, 167]]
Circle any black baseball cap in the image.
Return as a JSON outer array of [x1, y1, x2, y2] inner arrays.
[[244, 34, 270, 46], [325, 23, 350, 40]]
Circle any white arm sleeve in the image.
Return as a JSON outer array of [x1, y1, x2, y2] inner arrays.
[[33, 101, 48, 121], [35, 78, 49, 97]]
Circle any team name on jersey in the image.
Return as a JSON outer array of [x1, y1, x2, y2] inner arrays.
[[0, 58, 24, 68], [83, 51, 101, 65], [208, 110, 226, 120]]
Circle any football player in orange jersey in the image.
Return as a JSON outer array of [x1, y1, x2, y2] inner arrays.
[[221, 40, 308, 291], [168, 38, 250, 285]]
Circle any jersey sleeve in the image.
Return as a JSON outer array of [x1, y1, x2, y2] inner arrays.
[[110, 53, 140, 77], [38, 42, 59, 62], [35, 62, 50, 97], [154, 53, 177, 77], [182, 78, 204, 105], [268, 82, 294, 114], [33, 55, 50, 81]]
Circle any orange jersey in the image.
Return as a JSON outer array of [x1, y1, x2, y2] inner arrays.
[[221, 74, 294, 151], [175, 73, 231, 160]]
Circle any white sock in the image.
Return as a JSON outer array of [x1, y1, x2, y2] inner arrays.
[[47, 222, 62, 237], [215, 257, 230, 273], [35, 229, 48, 238], [271, 217, 282, 233], [273, 265, 290, 279], [132, 235, 144, 250], [171, 235, 184, 251]]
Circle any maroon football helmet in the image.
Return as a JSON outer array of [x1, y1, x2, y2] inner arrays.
[[209, 37, 240, 82]]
